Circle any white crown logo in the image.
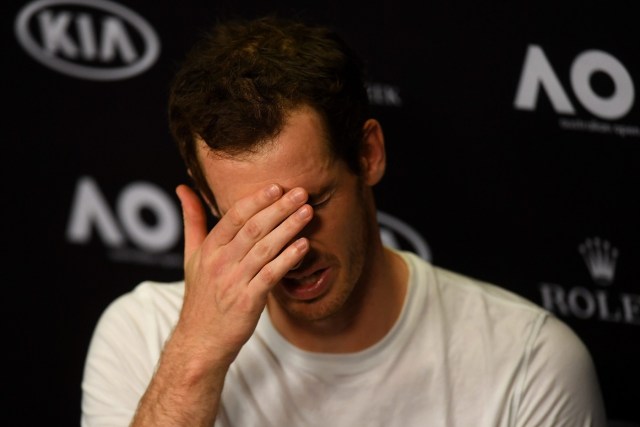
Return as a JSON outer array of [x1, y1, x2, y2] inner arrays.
[[578, 237, 619, 286]]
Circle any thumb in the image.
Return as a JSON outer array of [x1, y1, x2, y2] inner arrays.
[[175, 184, 208, 264]]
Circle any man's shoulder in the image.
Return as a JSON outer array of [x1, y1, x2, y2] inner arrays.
[[115, 279, 184, 306], [98, 280, 185, 327], [394, 248, 545, 317], [130, 279, 186, 300], [431, 263, 544, 314]]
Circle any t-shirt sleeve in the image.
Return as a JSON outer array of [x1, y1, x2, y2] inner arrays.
[[515, 314, 607, 427], [81, 289, 161, 427]]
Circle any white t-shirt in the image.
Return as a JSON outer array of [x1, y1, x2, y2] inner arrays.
[[81, 249, 606, 427]]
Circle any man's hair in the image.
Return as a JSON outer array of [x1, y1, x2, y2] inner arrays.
[[168, 15, 370, 211]]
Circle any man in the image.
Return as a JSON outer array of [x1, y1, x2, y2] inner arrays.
[[81, 15, 606, 427]]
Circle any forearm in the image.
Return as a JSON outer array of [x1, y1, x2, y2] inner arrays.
[[130, 330, 232, 427]]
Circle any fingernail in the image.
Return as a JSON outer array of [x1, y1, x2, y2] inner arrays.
[[267, 184, 281, 198], [290, 188, 306, 203], [297, 205, 311, 219], [293, 238, 308, 251]]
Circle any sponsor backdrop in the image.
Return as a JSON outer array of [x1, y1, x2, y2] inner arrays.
[[5, 0, 638, 425]]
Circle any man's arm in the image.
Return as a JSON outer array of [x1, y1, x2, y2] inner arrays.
[[129, 327, 229, 427], [127, 183, 312, 426]]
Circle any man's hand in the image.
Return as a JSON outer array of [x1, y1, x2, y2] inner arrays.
[[130, 183, 312, 427], [173, 183, 313, 363]]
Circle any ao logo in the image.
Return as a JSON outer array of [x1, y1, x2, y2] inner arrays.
[[67, 176, 180, 252], [15, 0, 160, 81], [514, 44, 635, 120], [378, 211, 432, 262], [66, 176, 432, 262]]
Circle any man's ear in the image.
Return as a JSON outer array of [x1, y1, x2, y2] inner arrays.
[[360, 119, 386, 186]]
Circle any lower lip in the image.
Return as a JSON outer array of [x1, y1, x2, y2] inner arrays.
[[282, 268, 332, 301]]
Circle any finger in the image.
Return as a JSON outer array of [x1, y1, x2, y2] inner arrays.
[[249, 237, 310, 296], [209, 183, 284, 246], [231, 187, 309, 255], [241, 203, 313, 281], [175, 184, 208, 263]]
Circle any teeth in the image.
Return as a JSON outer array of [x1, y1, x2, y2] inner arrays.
[[299, 271, 321, 285]]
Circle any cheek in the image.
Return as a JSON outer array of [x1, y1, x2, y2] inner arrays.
[[309, 182, 369, 245], [312, 202, 364, 245]]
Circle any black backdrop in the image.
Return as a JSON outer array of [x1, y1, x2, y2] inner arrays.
[[5, 1, 639, 426]]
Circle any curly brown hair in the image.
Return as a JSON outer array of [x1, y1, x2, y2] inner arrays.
[[168, 15, 370, 213]]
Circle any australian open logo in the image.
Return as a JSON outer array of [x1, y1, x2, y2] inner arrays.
[[15, 0, 160, 81], [66, 176, 183, 268], [539, 237, 639, 325], [377, 211, 431, 262], [513, 44, 639, 138]]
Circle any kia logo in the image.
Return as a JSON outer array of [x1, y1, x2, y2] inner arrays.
[[15, 0, 160, 81]]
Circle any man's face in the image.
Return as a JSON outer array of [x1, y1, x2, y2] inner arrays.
[[196, 106, 377, 323]]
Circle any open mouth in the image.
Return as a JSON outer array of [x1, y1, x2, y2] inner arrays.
[[281, 267, 331, 301]]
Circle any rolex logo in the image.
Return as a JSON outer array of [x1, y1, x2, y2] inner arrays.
[[578, 237, 619, 286]]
